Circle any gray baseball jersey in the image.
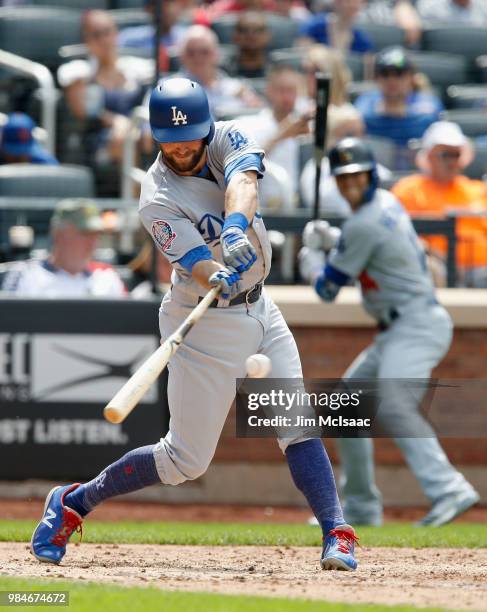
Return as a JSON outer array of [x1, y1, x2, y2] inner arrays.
[[139, 120, 271, 303], [138, 119, 309, 488], [328, 189, 435, 322], [326, 190, 474, 525]]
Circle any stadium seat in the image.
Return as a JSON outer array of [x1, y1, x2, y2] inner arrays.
[[31, 0, 109, 8], [422, 27, 487, 62], [440, 110, 487, 138], [446, 85, 487, 110], [114, 0, 145, 7], [346, 53, 365, 81], [408, 51, 468, 90], [0, 164, 95, 198], [475, 56, 487, 84], [268, 48, 305, 71], [364, 136, 397, 170], [358, 23, 406, 50], [211, 13, 299, 51], [109, 8, 150, 31], [0, 7, 82, 71], [464, 145, 487, 180]]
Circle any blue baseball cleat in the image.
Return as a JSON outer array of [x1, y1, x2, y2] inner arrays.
[[31, 484, 83, 564], [321, 524, 359, 571]]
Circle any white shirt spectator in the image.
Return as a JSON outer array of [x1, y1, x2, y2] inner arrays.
[[1, 259, 126, 298], [416, 0, 487, 26], [58, 56, 153, 91], [237, 106, 308, 198]]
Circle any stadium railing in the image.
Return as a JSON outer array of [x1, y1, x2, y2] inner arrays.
[[0, 49, 58, 155], [0, 197, 458, 287]]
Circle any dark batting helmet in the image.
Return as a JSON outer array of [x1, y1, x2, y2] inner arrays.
[[149, 77, 215, 144], [328, 137, 379, 202]]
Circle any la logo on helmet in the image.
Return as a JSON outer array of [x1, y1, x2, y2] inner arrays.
[[171, 106, 188, 126]]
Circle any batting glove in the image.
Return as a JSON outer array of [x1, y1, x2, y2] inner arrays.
[[220, 227, 257, 273], [303, 220, 341, 252], [208, 266, 241, 300], [298, 246, 326, 284]]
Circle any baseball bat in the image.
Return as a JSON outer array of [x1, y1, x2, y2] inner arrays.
[[104, 286, 220, 424], [313, 73, 331, 220]]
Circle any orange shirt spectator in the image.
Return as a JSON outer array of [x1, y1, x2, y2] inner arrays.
[[392, 122, 487, 283]]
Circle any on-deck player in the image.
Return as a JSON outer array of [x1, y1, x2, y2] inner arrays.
[[299, 137, 480, 527], [31, 78, 359, 570]]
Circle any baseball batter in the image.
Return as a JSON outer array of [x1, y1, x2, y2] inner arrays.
[[31, 78, 358, 570], [300, 137, 480, 526]]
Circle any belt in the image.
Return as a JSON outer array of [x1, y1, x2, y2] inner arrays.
[[198, 282, 263, 308], [378, 308, 400, 331]]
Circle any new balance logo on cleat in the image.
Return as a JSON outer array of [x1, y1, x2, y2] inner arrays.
[[41, 508, 56, 529]]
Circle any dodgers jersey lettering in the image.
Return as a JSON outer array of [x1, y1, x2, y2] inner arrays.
[[139, 121, 271, 301], [328, 189, 434, 320]]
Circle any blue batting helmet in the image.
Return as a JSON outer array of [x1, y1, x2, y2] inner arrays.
[[149, 77, 215, 143]]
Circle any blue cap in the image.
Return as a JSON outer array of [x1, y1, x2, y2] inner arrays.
[[1, 113, 40, 157]]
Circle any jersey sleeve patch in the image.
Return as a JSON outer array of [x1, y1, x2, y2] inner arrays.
[[151, 220, 177, 252]]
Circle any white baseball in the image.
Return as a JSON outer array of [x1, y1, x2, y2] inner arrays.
[[246, 354, 272, 378]]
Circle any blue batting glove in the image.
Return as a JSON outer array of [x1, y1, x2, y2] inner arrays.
[[220, 226, 257, 273], [208, 266, 241, 300]]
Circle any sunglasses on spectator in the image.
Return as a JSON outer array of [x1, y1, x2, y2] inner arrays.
[[436, 150, 462, 160], [236, 25, 267, 34], [377, 68, 409, 78], [86, 27, 115, 40], [186, 47, 212, 57]]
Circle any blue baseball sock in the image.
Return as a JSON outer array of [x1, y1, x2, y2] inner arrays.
[[285, 439, 345, 537], [64, 445, 161, 517]]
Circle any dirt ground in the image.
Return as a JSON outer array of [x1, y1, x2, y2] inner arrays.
[[1, 543, 486, 611]]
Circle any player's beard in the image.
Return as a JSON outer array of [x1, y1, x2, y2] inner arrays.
[[162, 141, 207, 174]]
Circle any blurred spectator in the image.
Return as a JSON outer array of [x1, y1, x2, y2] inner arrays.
[[416, 0, 487, 26], [299, 0, 374, 54], [224, 12, 271, 79], [177, 25, 262, 118], [0, 114, 58, 166], [300, 104, 392, 217], [237, 65, 312, 204], [354, 46, 443, 170], [1, 199, 126, 297], [118, 0, 188, 71], [303, 44, 352, 106], [358, 1, 422, 47], [128, 240, 173, 298], [58, 10, 153, 165], [392, 121, 487, 288]]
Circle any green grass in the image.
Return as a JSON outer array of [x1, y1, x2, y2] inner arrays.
[[0, 577, 452, 612], [1, 520, 486, 548]]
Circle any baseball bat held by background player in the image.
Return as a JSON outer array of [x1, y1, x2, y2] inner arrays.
[[313, 73, 331, 220]]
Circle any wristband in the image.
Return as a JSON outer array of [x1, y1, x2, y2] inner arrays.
[[222, 212, 248, 234]]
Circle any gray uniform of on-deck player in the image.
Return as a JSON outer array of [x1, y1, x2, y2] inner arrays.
[[326, 189, 475, 524], [139, 121, 304, 485]]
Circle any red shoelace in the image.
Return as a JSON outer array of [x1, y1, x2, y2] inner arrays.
[[326, 528, 360, 554], [50, 509, 83, 548]]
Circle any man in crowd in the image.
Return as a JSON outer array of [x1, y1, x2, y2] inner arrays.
[[1, 199, 126, 297], [392, 121, 487, 288], [178, 25, 262, 119], [224, 11, 272, 79], [0, 113, 58, 166], [354, 46, 443, 170], [237, 64, 312, 205], [118, 0, 188, 72]]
